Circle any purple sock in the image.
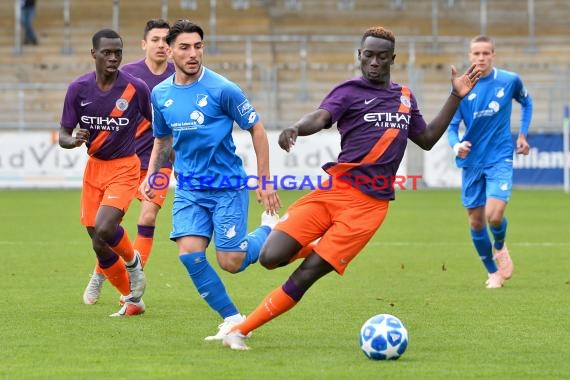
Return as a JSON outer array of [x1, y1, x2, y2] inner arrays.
[[282, 277, 306, 302], [106, 225, 124, 247], [137, 224, 155, 238], [98, 252, 120, 269]]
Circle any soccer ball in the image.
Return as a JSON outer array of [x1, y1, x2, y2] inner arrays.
[[359, 314, 408, 360]]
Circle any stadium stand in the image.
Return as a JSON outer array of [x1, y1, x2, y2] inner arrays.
[[0, 0, 569, 130]]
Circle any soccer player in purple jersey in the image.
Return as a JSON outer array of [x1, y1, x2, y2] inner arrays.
[[59, 29, 152, 317], [223, 26, 482, 350], [82, 20, 176, 306]]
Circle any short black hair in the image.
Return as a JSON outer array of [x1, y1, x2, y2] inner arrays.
[[92, 28, 122, 49], [143, 18, 170, 39], [166, 19, 204, 46], [361, 26, 395, 48]]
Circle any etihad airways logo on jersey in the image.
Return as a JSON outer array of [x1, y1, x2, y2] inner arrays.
[[80, 116, 129, 131], [364, 112, 410, 129]]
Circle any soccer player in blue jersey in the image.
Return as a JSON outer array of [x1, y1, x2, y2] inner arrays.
[[140, 19, 281, 340], [447, 35, 533, 289], [222, 26, 482, 350], [59, 29, 151, 316], [82, 19, 176, 305]]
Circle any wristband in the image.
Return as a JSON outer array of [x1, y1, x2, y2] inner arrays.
[[453, 143, 461, 156]]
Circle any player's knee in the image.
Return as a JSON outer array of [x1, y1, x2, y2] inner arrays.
[[217, 252, 242, 273], [91, 238, 106, 255], [259, 247, 281, 269], [138, 209, 158, 226], [259, 233, 298, 269], [469, 219, 485, 231], [219, 262, 241, 273], [487, 214, 503, 227], [94, 224, 115, 242]]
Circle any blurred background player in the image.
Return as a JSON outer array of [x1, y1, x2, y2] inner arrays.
[[140, 19, 281, 340], [59, 28, 150, 316], [447, 35, 533, 289], [222, 26, 481, 350], [20, 0, 38, 45], [82, 19, 175, 305]]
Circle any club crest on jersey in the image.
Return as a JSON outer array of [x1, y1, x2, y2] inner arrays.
[[115, 98, 129, 111], [196, 94, 208, 107], [400, 95, 411, 108], [495, 87, 505, 98]]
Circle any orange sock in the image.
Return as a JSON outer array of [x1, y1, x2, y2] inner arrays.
[[288, 242, 317, 264], [109, 227, 135, 263], [232, 286, 298, 336], [99, 259, 130, 296], [134, 236, 153, 268], [94, 262, 104, 275]]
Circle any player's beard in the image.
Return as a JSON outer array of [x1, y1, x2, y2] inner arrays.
[[180, 63, 201, 78]]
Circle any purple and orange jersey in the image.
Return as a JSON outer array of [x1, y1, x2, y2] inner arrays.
[[121, 59, 175, 169], [319, 77, 427, 200], [60, 70, 152, 160]]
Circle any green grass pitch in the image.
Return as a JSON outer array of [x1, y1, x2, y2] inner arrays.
[[0, 189, 569, 379]]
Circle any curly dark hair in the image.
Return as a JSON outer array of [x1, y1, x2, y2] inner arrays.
[[361, 26, 395, 48]]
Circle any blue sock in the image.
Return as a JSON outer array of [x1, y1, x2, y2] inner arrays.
[[238, 225, 271, 272], [489, 217, 507, 250], [470, 228, 498, 273], [179, 252, 239, 319]]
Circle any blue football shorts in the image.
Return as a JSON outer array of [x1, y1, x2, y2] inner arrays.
[[461, 160, 513, 209], [170, 187, 249, 251]]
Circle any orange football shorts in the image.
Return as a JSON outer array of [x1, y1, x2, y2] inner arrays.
[[80, 154, 140, 227], [275, 183, 389, 275]]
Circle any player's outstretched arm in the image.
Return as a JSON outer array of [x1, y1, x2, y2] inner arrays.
[[410, 64, 481, 150], [278, 109, 332, 152]]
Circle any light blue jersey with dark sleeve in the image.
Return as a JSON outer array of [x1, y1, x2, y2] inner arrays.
[[151, 67, 259, 189], [448, 67, 533, 168]]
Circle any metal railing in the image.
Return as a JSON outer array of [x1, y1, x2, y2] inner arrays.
[[1, 62, 568, 132]]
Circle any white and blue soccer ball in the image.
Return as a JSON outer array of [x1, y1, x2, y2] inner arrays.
[[359, 314, 408, 360]]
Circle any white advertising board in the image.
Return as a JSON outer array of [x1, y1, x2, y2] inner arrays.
[[0, 131, 407, 189]]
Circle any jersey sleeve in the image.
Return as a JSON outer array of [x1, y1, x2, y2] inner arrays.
[[151, 89, 171, 138], [135, 78, 153, 123], [513, 75, 533, 136], [447, 109, 463, 147], [318, 83, 352, 126], [60, 82, 80, 130], [407, 91, 427, 139], [219, 82, 259, 130]]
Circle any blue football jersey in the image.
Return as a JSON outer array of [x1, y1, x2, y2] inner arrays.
[[151, 67, 260, 189], [448, 67, 533, 167]]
